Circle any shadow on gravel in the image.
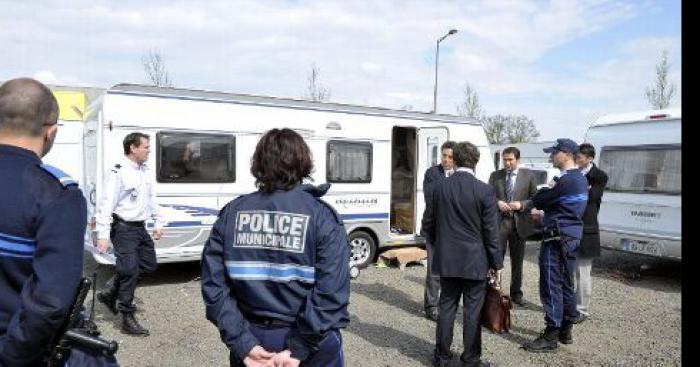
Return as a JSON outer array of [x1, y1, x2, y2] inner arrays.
[[523, 244, 681, 293], [352, 282, 423, 316], [346, 314, 434, 366], [487, 325, 539, 347], [590, 250, 681, 293]]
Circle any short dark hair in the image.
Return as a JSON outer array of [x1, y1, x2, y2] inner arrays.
[[251, 128, 313, 193], [0, 78, 58, 137], [578, 143, 596, 159], [502, 146, 520, 159], [123, 132, 150, 155], [453, 141, 480, 169], [441, 140, 456, 152]]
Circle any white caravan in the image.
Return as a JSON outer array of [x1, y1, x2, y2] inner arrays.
[[80, 84, 494, 268], [584, 108, 681, 260]]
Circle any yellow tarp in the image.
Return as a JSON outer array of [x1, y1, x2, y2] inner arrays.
[[53, 91, 87, 121]]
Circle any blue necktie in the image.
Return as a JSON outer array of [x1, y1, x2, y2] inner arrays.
[[505, 171, 514, 202]]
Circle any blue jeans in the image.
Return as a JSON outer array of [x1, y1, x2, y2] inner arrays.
[[539, 239, 579, 328]]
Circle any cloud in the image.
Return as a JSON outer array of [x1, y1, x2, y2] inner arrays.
[[0, 0, 679, 141]]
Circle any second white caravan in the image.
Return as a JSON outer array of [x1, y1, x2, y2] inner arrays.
[[82, 84, 494, 268], [585, 108, 681, 260]]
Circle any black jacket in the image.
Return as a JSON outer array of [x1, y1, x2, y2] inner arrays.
[[579, 164, 609, 258], [422, 170, 503, 280]]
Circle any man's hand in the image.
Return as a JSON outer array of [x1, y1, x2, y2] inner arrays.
[[266, 350, 300, 367], [507, 201, 522, 211], [497, 200, 512, 213], [96, 239, 110, 253], [530, 208, 544, 222], [244, 346, 276, 367], [488, 268, 504, 290], [153, 228, 163, 240]]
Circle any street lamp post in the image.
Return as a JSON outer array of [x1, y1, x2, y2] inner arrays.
[[432, 29, 458, 113]]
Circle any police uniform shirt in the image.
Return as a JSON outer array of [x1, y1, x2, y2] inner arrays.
[[0, 144, 87, 366], [95, 157, 162, 239], [532, 168, 589, 239]]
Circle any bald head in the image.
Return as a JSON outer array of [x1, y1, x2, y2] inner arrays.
[[0, 78, 59, 137]]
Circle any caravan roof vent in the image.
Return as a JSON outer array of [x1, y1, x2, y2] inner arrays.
[[326, 121, 342, 130]]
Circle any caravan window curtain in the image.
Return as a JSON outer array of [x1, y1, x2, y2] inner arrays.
[[326, 140, 372, 183], [599, 144, 681, 195], [157, 131, 236, 183]]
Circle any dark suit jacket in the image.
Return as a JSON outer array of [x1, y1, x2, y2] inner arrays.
[[488, 168, 538, 239], [420, 164, 447, 237], [422, 170, 503, 280], [579, 164, 609, 258]]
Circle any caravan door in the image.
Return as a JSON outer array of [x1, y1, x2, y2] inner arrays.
[[415, 127, 449, 235]]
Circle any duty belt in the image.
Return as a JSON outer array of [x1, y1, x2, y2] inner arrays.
[[246, 314, 293, 327]]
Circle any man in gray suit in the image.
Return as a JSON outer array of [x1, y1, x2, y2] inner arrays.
[[488, 147, 538, 306]]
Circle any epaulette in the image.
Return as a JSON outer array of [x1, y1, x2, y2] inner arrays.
[[111, 164, 122, 173], [39, 164, 78, 188]]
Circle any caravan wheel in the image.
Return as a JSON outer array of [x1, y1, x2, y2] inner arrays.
[[348, 231, 376, 269]]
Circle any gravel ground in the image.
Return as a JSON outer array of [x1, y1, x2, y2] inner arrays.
[[85, 242, 681, 366]]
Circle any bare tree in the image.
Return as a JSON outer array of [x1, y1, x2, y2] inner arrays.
[[645, 50, 676, 109], [481, 114, 540, 144], [456, 83, 483, 118], [481, 114, 509, 144], [142, 49, 173, 87], [303, 63, 331, 102], [505, 115, 540, 143]]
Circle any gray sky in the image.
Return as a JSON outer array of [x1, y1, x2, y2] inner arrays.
[[0, 0, 682, 141]]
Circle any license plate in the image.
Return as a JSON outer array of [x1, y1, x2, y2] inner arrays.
[[621, 238, 661, 256]]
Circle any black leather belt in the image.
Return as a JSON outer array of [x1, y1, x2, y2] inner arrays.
[[112, 214, 145, 227], [246, 314, 292, 327]]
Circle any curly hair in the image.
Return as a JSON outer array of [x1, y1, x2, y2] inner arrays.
[[251, 128, 314, 193]]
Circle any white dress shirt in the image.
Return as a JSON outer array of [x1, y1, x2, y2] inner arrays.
[[455, 167, 475, 175], [95, 157, 163, 239]]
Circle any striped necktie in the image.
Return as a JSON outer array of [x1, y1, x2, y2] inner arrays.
[[505, 171, 514, 202]]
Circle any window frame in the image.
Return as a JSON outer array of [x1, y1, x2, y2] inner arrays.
[[325, 140, 373, 183], [598, 143, 681, 195], [156, 130, 236, 184]]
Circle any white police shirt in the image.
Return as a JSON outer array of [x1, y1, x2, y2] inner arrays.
[[95, 157, 163, 240]]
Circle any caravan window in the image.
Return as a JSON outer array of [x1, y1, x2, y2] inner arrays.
[[599, 144, 681, 195], [327, 140, 372, 183], [156, 132, 236, 183]]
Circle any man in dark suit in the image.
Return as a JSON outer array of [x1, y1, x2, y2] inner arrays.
[[572, 143, 608, 323], [488, 147, 538, 306], [420, 141, 456, 321], [423, 141, 503, 367]]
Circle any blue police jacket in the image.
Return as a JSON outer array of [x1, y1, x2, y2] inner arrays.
[[201, 183, 350, 362], [0, 144, 87, 366], [532, 168, 588, 240]]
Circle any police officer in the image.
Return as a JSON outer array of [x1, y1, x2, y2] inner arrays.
[[201, 128, 350, 367], [95, 132, 163, 336], [0, 78, 117, 366], [523, 138, 588, 353]]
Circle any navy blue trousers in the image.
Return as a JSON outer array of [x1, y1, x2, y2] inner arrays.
[[230, 324, 344, 367], [109, 223, 157, 313], [539, 239, 579, 328]]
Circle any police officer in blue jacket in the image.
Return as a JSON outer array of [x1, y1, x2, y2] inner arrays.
[[0, 78, 119, 366], [201, 128, 350, 367], [523, 138, 588, 353]]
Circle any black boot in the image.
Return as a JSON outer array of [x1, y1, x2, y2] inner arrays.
[[121, 313, 149, 336], [559, 323, 573, 344], [97, 290, 118, 315], [523, 326, 559, 352]]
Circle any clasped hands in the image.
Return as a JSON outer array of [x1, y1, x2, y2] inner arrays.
[[497, 200, 523, 213], [244, 346, 300, 367]]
